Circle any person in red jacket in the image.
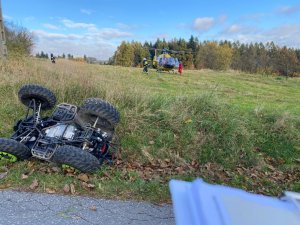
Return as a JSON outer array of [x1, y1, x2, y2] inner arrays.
[[178, 62, 183, 75]]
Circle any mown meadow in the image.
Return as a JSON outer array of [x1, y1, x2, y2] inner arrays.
[[0, 58, 299, 202]]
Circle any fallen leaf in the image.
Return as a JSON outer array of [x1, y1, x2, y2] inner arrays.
[[27, 161, 35, 168], [142, 147, 154, 162], [70, 183, 76, 194], [0, 172, 8, 179], [0, 167, 8, 179], [267, 165, 276, 171], [30, 179, 39, 190], [149, 140, 155, 145], [39, 167, 47, 172], [78, 173, 89, 182], [184, 119, 193, 124], [98, 183, 104, 190], [0, 183, 11, 189], [0, 166, 8, 172], [51, 167, 60, 173], [21, 174, 29, 179], [175, 167, 184, 174], [81, 182, 95, 190], [81, 182, 88, 189], [28, 169, 35, 176], [66, 172, 76, 177], [116, 160, 122, 165], [65, 168, 75, 173], [63, 184, 70, 193], [89, 205, 97, 211], [45, 188, 56, 194], [87, 183, 95, 188], [160, 161, 168, 168], [103, 172, 112, 179]]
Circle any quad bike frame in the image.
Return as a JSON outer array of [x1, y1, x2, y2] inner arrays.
[[0, 84, 120, 173]]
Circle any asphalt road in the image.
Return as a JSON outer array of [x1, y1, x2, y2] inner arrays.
[[0, 190, 175, 225]]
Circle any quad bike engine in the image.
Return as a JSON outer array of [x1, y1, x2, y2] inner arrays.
[[44, 124, 77, 140]]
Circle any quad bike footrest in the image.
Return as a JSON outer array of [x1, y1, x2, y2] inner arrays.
[[31, 141, 57, 160]]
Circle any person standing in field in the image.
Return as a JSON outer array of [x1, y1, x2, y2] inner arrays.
[[178, 62, 183, 75], [142, 58, 149, 74], [50, 53, 56, 64]]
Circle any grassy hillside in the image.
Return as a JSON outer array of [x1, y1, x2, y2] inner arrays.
[[0, 58, 299, 202]]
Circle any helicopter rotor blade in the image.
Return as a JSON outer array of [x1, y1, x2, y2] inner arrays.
[[144, 47, 196, 54]]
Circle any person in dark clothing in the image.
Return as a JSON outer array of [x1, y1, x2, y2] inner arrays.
[[50, 53, 56, 64], [142, 58, 148, 74]]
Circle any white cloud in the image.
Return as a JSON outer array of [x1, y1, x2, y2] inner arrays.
[[61, 19, 96, 29], [155, 33, 169, 39], [43, 23, 59, 30], [3, 14, 13, 21], [218, 15, 227, 23], [176, 22, 188, 29], [24, 16, 35, 22], [241, 13, 268, 21], [32, 22, 133, 59], [225, 24, 241, 33], [80, 9, 93, 15], [33, 39, 115, 60], [33, 30, 82, 40], [116, 23, 139, 30], [221, 24, 258, 35], [116, 23, 130, 30], [277, 4, 300, 15], [215, 24, 300, 48], [89, 28, 132, 39], [193, 17, 215, 31], [265, 24, 300, 45]]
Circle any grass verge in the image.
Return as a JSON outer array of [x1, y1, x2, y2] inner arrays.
[[0, 58, 299, 202]]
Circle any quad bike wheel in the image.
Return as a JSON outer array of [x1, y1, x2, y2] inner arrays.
[[18, 84, 57, 110], [52, 145, 100, 173], [78, 98, 120, 133], [0, 138, 32, 162]]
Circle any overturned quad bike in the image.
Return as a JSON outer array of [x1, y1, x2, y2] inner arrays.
[[0, 84, 120, 173]]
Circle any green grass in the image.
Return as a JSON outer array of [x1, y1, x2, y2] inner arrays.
[[0, 58, 299, 202]]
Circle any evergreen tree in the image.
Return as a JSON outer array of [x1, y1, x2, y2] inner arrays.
[[114, 41, 134, 67], [132, 42, 149, 67], [187, 35, 198, 52], [274, 47, 298, 77]]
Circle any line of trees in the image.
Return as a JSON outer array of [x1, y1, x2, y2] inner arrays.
[[35, 52, 76, 60], [110, 36, 300, 77], [35, 52, 104, 64], [35, 51, 49, 59]]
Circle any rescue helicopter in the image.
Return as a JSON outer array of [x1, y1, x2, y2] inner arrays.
[[151, 48, 180, 72], [147, 48, 193, 73]]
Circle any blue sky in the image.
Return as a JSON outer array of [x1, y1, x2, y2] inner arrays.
[[3, 0, 300, 59]]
